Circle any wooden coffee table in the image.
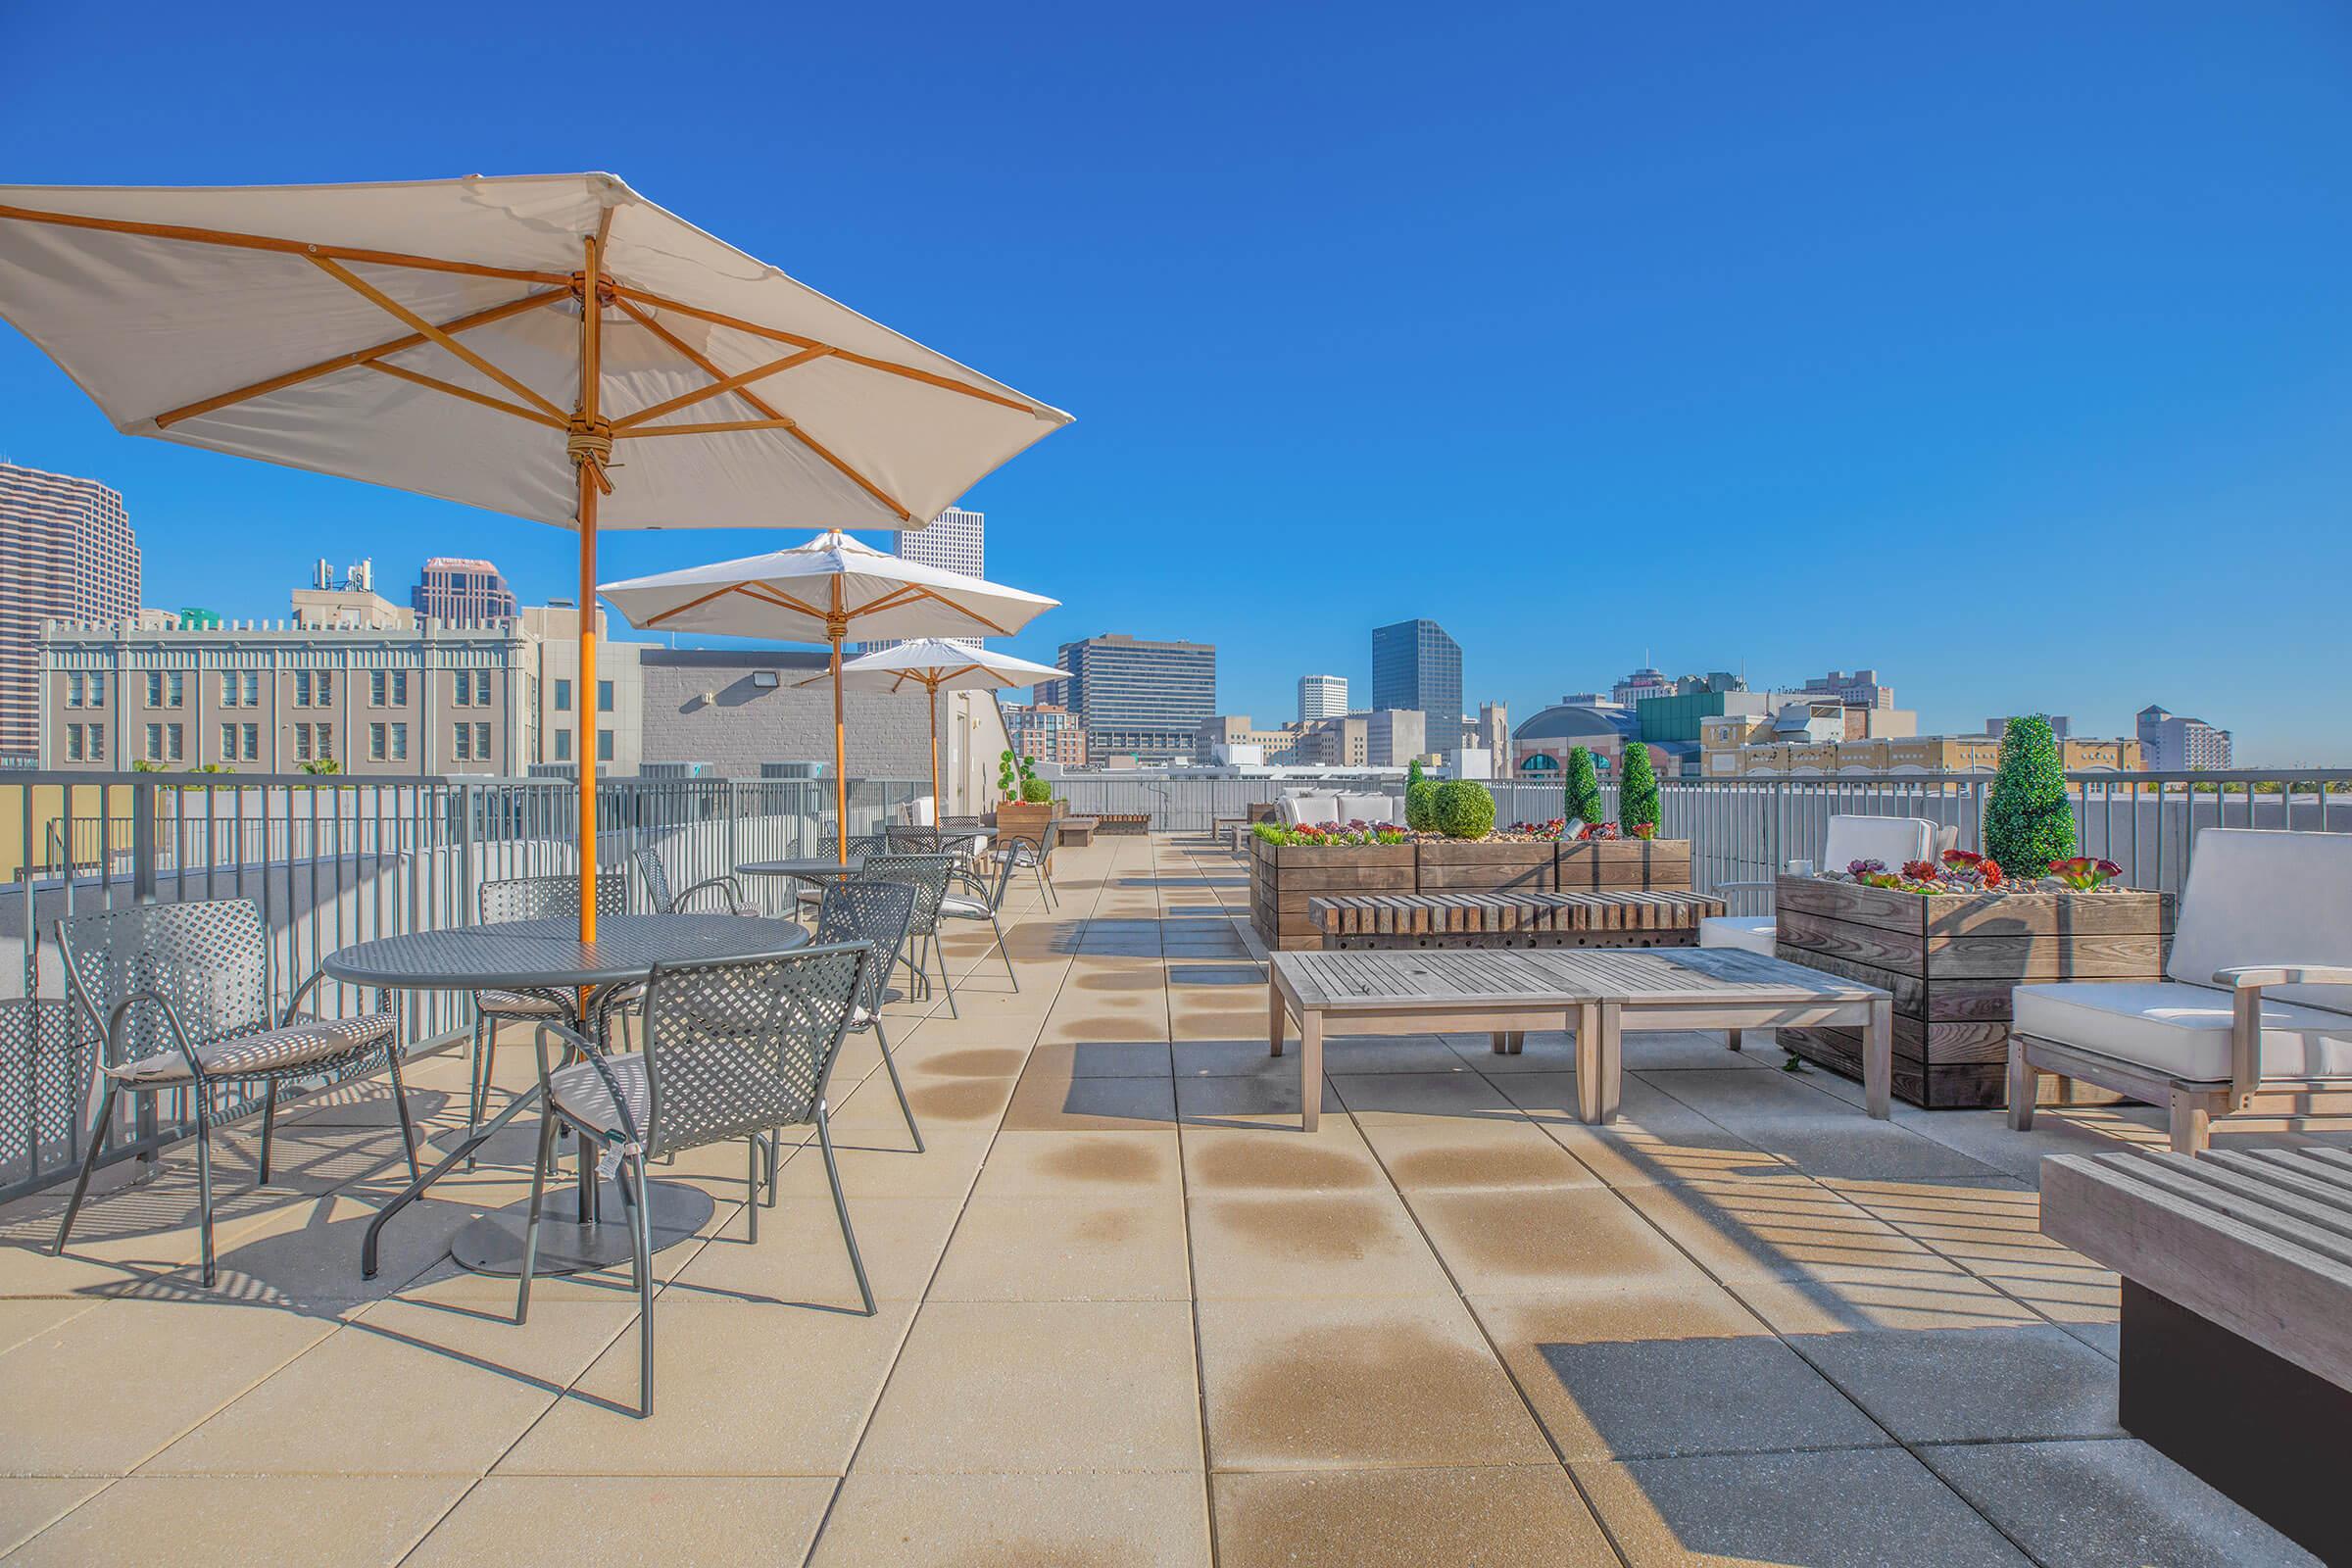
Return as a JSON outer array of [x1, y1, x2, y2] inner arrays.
[[1308, 890, 1725, 949]]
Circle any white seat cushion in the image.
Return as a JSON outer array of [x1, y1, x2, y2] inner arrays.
[[2013, 980, 2352, 1084], [939, 894, 991, 918], [476, 988, 570, 1018], [548, 1053, 652, 1147], [1699, 915, 1777, 956], [109, 1011, 396, 1087]]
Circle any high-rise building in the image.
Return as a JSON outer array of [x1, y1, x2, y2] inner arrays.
[[1054, 633, 1216, 761], [1364, 709, 1428, 768], [1801, 668, 1896, 710], [1006, 701, 1086, 767], [1369, 618, 1462, 726], [2136, 705, 2232, 771], [0, 462, 141, 759], [413, 557, 517, 622], [1297, 673, 1348, 723], [1477, 701, 1511, 778], [1610, 666, 1675, 707], [858, 508, 984, 653]]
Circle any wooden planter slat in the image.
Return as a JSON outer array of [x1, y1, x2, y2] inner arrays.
[[1557, 840, 1693, 891], [1250, 838, 1693, 952], [1774, 874, 2174, 1109]]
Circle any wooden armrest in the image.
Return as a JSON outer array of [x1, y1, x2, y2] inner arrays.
[[2214, 964, 2352, 990]]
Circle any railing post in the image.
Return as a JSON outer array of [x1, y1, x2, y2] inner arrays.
[[129, 776, 157, 905]]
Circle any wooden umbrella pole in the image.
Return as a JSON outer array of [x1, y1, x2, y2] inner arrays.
[[831, 576, 850, 863], [928, 677, 942, 817], [573, 237, 607, 943]]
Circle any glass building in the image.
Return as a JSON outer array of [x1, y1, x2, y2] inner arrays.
[[1054, 633, 1216, 760], [1370, 617, 1462, 726]]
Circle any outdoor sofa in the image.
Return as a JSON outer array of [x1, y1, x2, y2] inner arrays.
[[1696, 813, 1945, 956]]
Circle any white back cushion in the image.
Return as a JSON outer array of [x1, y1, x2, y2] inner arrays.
[[1820, 815, 1939, 871], [904, 796, 935, 826], [1279, 794, 1341, 827], [1337, 792, 1396, 824], [2169, 829, 2352, 1013]]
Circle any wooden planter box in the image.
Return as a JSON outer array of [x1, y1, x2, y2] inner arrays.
[[994, 800, 1064, 869], [1556, 838, 1692, 891], [1773, 875, 2174, 1109], [1416, 840, 1557, 893], [1250, 836, 1416, 952]]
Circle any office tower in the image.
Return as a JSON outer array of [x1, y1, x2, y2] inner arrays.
[[1369, 618, 1462, 727], [413, 557, 518, 622], [0, 462, 140, 759], [1054, 633, 1216, 760], [2136, 705, 2232, 771], [858, 508, 984, 653], [1298, 673, 1348, 723]]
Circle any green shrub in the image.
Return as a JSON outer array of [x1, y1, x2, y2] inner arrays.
[[1619, 742, 1660, 834], [1020, 776, 1054, 805], [1406, 758, 1425, 793], [1564, 746, 1604, 826], [1404, 777, 1437, 831], [1984, 714, 2076, 878], [1431, 779, 1496, 839]]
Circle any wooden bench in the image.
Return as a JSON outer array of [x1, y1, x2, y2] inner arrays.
[[2043, 1148, 2352, 1563], [1098, 812, 1151, 836], [1308, 890, 1725, 950], [1055, 815, 1102, 847]]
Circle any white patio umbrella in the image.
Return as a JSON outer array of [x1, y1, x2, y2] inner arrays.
[[0, 173, 1070, 937], [809, 638, 1067, 812], [598, 532, 1059, 858]]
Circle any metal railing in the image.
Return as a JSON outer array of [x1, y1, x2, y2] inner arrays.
[[0, 769, 926, 1202]]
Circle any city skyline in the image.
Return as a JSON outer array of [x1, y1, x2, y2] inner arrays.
[[2, 5, 2345, 763]]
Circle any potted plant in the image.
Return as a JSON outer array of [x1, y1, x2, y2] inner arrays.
[[1984, 715, 2077, 880], [1619, 742, 1660, 840], [1564, 745, 1605, 829], [1404, 758, 1437, 832]]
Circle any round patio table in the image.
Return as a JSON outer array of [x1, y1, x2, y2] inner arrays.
[[329, 912, 809, 1280]]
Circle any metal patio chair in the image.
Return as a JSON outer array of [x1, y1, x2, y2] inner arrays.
[[517, 940, 871, 1417], [941, 843, 1023, 993], [634, 844, 759, 918], [813, 878, 923, 1152], [856, 853, 958, 1018], [464, 872, 631, 1166], [995, 820, 1059, 910], [797, 833, 887, 910], [50, 898, 418, 1287]]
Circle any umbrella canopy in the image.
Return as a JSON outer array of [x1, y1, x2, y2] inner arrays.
[[814, 638, 1068, 808], [600, 533, 1059, 853], [0, 174, 1071, 935]]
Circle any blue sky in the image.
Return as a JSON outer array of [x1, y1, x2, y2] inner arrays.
[[4, 3, 2348, 762]]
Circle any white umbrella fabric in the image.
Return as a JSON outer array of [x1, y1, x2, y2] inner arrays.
[[0, 173, 1071, 937], [811, 638, 1067, 811], [599, 533, 1059, 855]]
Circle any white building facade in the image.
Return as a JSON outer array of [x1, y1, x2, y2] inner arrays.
[[1297, 673, 1348, 723]]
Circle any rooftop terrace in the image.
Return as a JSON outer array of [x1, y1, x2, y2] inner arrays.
[[0, 832, 2330, 1565]]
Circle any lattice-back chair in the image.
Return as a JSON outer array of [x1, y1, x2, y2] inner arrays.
[[50, 898, 416, 1287], [517, 940, 871, 1416], [888, 823, 984, 886], [995, 820, 1059, 910], [633, 845, 758, 918], [940, 839, 1023, 994], [856, 853, 958, 1018], [464, 872, 632, 1166], [800, 833, 888, 911], [815, 878, 923, 1152]]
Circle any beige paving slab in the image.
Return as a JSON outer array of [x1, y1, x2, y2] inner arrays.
[[1408, 1187, 1714, 1295], [497, 1298, 918, 1476], [5, 1472, 469, 1567], [1174, 1072, 1344, 1130], [144, 1298, 637, 1477], [0, 1298, 103, 1357], [929, 1193, 1192, 1301], [1196, 1296, 1553, 1471], [968, 1130, 1182, 1198], [855, 1298, 1202, 1473], [1187, 1191, 1455, 1299], [1359, 1118, 1603, 1193], [1179, 1124, 1387, 1194], [664, 1194, 965, 1306], [766, 1131, 993, 1200], [405, 1475, 837, 1567], [0, 1298, 335, 1475], [1329, 1070, 1521, 1124], [1212, 1465, 1616, 1568], [810, 1468, 1213, 1566], [0, 1478, 106, 1557], [833, 1069, 1015, 1132], [1026, 1037, 1178, 1078], [1618, 1175, 1956, 1283], [1000, 1067, 1178, 1133], [1732, 1264, 2048, 1335]]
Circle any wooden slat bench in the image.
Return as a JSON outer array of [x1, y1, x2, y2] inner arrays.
[[2042, 1147, 2352, 1563], [1055, 815, 1102, 847], [1308, 890, 1725, 950]]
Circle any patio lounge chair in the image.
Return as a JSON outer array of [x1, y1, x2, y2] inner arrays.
[[517, 941, 871, 1416], [2009, 827, 2352, 1153], [50, 898, 419, 1288], [1697, 814, 1945, 956]]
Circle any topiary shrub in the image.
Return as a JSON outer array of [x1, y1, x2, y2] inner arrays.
[[1431, 779, 1496, 839], [997, 750, 1019, 802], [1984, 714, 2077, 879], [1619, 742, 1660, 837], [1020, 775, 1054, 805], [1406, 758, 1425, 793], [1404, 776, 1437, 832], [1564, 746, 1604, 826]]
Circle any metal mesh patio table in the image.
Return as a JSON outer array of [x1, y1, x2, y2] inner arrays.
[[327, 913, 810, 1279]]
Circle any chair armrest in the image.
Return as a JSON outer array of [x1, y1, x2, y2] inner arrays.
[[674, 874, 749, 914], [2214, 964, 2352, 990], [106, 989, 204, 1082]]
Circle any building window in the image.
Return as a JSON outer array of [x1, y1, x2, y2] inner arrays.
[[318, 671, 333, 707], [66, 727, 82, 761], [370, 671, 386, 707], [241, 670, 259, 707], [389, 722, 408, 760], [88, 725, 105, 761], [473, 670, 491, 706], [386, 670, 408, 705], [220, 722, 237, 759], [89, 671, 105, 707], [597, 728, 613, 762], [220, 671, 237, 706], [597, 679, 613, 713], [66, 673, 83, 709], [453, 723, 471, 761], [241, 723, 258, 761], [315, 723, 333, 760], [145, 722, 163, 761], [294, 670, 312, 707], [475, 721, 492, 761], [294, 725, 313, 762], [553, 678, 571, 712], [553, 728, 571, 761], [169, 672, 184, 708], [369, 722, 386, 760], [167, 723, 183, 762]]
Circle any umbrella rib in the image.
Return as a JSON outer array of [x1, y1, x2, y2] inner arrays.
[[843, 585, 928, 619], [363, 360, 570, 428], [608, 285, 1044, 416], [610, 296, 913, 521], [0, 203, 573, 286], [149, 286, 570, 429], [308, 256, 568, 422], [610, 419, 806, 439], [609, 346, 832, 430], [639, 580, 743, 627], [904, 585, 1011, 636]]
